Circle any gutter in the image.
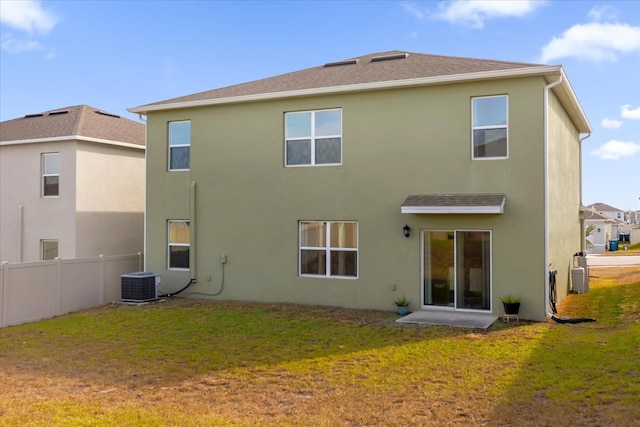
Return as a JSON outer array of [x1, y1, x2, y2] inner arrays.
[[0, 135, 145, 150]]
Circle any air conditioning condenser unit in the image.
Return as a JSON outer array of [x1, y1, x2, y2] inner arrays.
[[121, 272, 160, 302]]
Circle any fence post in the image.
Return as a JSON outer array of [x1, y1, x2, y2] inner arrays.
[[55, 257, 62, 316], [99, 254, 106, 304], [1, 261, 8, 328]]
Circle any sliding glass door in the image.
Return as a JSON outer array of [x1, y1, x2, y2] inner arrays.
[[423, 230, 491, 311]]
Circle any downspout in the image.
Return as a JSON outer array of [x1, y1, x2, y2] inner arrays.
[[17, 205, 23, 262], [544, 74, 563, 319], [189, 179, 197, 281], [137, 113, 147, 272]]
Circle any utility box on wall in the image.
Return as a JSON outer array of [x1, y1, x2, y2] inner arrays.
[[121, 272, 161, 302]]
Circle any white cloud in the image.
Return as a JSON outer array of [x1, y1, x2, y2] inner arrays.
[[539, 22, 640, 63], [432, 0, 544, 29], [0, 0, 58, 35], [402, 2, 426, 20], [0, 34, 42, 53], [590, 140, 640, 160], [621, 105, 640, 120], [601, 118, 622, 129], [0, 1, 58, 56], [587, 5, 619, 23]]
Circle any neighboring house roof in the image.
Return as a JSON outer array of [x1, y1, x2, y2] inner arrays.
[[129, 50, 591, 134], [584, 211, 616, 222], [0, 105, 145, 147], [586, 202, 623, 212]]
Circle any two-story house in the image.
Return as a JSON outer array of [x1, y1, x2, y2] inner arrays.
[[586, 202, 625, 223], [0, 105, 145, 262], [129, 51, 591, 321]]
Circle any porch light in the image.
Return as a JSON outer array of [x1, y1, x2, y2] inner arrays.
[[403, 224, 411, 238]]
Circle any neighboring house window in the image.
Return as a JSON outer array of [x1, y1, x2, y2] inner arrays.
[[41, 240, 58, 260], [169, 121, 191, 170], [299, 221, 357, 278], [285, 109, 342, 166], [423, 230, 491, 311], [168, 220, 190, 269], [42, 153, 60, 197], [472, 95, 508, 159]]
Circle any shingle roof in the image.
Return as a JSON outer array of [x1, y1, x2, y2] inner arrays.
[[0, 105, 145, 146], [587, 202, 623, 212], [129, 50, 590, 134], [584, 211, 616, 221], [134, 50, 542, 109], [401, 193, 506, 214]]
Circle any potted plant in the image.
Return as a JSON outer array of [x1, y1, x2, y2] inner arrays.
[[393, 295, 411, 315], [500, 294, 521, 315]]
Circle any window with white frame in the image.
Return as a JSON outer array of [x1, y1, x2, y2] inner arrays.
[[169, 121, 191, 170], [472, 95, 508, 159], [285, 109, 342, 166], [41, 240, 58, 260], [299, 221, 357, 278], [168, 220, 190, 269], [42, 153, 60, 197]]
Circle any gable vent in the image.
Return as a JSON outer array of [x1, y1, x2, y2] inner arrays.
[[371, 53, 409, 62], [24, 113, 44, 118], [324, 59, 358, 67], [95, 110, 120, 118], [48, 110, 69, 116]]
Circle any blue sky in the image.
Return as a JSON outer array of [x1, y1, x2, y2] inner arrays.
[[1, 0, 639, 210]]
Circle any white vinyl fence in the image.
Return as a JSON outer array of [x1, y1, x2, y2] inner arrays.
[[0, 253, 143, 328]]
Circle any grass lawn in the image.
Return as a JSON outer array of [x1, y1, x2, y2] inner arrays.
[[1, 267, 638, 426]]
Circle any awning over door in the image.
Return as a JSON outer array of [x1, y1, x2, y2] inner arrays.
[[401, 194, 506, 214]]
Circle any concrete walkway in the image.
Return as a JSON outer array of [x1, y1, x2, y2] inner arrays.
[[586, 254, 640, 266]]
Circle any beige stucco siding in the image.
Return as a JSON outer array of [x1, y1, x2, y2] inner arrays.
[[75, 142, 145, 256], [547, 90, 582, 304], [145, 77, 551, 319], [1, 139, 145, 263], [0, 141, 77, 262]]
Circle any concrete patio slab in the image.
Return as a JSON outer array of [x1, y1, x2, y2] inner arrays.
[[396, 311, 498, 329]]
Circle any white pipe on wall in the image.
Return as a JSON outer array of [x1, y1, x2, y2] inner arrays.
[[17, 204, 24, 262]]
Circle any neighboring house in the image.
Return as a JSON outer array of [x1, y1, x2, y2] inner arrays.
[[586, 202, 625, 223], [129, 51, 591, 321], [0, 105, 145, 263], [584, 210, 619, 253]]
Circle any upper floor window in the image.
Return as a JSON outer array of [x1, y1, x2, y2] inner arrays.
[[472, 95, 508, 159], [285, 109, 342, 166], [169, 121, 190, 170], [41, 239, 58, 260], [299, 220, 357, 278], [42, 153, 59, 197], [168, 220, 190, 270]]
